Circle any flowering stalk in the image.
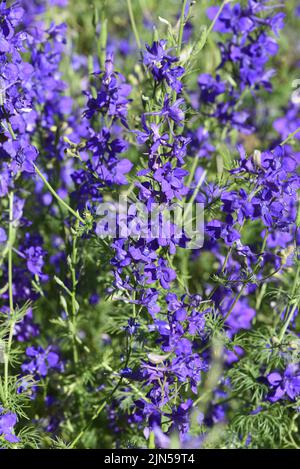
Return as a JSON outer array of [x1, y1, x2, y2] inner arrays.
[[3, 192, 15, 404]]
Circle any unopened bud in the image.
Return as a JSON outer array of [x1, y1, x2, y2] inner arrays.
[[253, 149, 262, 168]]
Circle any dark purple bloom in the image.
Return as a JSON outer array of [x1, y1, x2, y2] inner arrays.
[[143, 40, 184, 93], [153, 162, 188, 201], [198, 74, 226, 103]]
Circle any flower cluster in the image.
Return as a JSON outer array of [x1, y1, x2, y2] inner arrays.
[[0, 0, 299, 451], [142, 40, 185, 93], [191, 1, 285, 136]]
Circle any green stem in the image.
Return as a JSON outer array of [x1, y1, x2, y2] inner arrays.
[[99, 14, 108, 69], [71, 236, 79, 364], [32, 163, 84, 224], [186, 155, 199, 190], [127, 0, 141, 49], [208, 221, 245, 300], [280, 126, 300, 147], [4, 192, 16, 403], [278, 303, 298, 343], [205, 0, 230, 41], [8, 194, 14, 316], [169, 0, 188, 138], [223, 230, 268, 322], [69, 400, 107, 449], [188, 169, 207, 208], [0, 108, 17, 140], [278, 264, 300, 342], [177, 0, 188, 56], [69, 362, 126, 448], [6, 122, 17, 141], [187, 0, 230, 69], [223, 286, 244, 322]]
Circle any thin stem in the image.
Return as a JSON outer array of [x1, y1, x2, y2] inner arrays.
[[177, 0, 188, 56], [69, 400, 107, 449], [208, 221, 245, 300], [186, 155, 200, 190], [8, 194, 14, 316], [168, 0, 189, 142], [188, 169, 207, 208], [127, 0, 141, 49], [0, 108, 17, 140], [223, 230, 269, 322], [280, 126, 300, 147], [278, 303, 298, 343], [71, 236, 79, 364], [6, 122, 17, 141], [69, 362, 125, 448], [278, 263, 300, 342], [4, 192, 15, 403], [32, 163, 84, 224], [99, 14, 108, 69], [188, 0, 229, 69], [205, 0, 229, 41]]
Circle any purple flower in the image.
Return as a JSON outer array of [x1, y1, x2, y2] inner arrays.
[[187, 127, 215, 159], [224, 298, 256, 336], [153, 162, 188, 201], [152, 425, 170, 449], [124, 318, 140, 335], [267, 364, 300, 403], [273, 104, 300, 141], [14, 307, 40, 342], [170, 399, 193, 435], [206, 220, 223, 240], [0, 227, 7, 243], [198, 74, 226, 103], [84, 54, 131, 124], [25, 246, 45, 276], [143, 40, 184, 93], [49, 0, 68, 6], [149, 95, 185, 126], [0, 409, 19, 443], [21, 346, 63, 379], [145, 259, 176, 289]]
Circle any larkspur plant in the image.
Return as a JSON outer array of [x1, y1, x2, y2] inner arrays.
[[0, 0, 300, 450]]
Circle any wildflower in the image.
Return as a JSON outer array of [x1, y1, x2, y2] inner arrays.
[[25, 246, 45, 276], [21, 346, 63, 378], [143, 40, 184, 92], [198, 74, 226, 104], [0, 408, 19, 443], [267, 364, 300, 402], [149, 95, 185, 126]]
